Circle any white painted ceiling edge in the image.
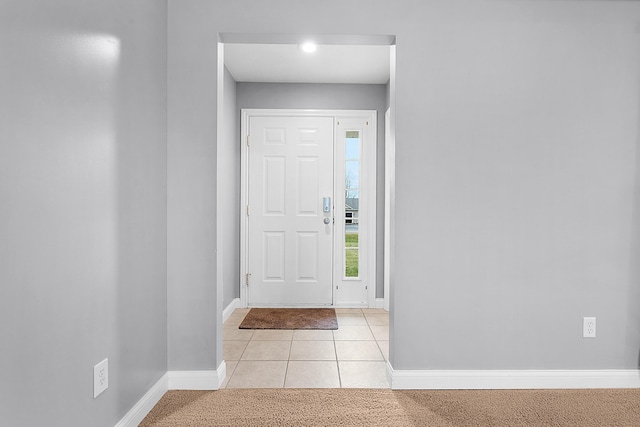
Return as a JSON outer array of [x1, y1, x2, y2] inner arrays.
[[224, 43, 391, 84]]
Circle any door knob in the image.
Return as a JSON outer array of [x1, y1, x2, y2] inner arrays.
[[323, 217, 331, 225]]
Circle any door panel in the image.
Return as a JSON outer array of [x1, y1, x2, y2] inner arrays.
[[297, 157, 319, 215], [263, 156, 286, 214], [248, 116, 334, 306], [263, 232, 285, 280], [297, 232, 318, 280]]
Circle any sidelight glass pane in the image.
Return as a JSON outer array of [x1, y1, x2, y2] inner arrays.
[[345, 248, 359, 277], [345, 136, 359, 159], [345, 191, 359, 226], [346, 130, 360, 139], [345, 189, 359, 199], [344, 130, 361, 279], [345, 161, 359, 189], [345, 231, 358, 247], [345, 205, 359, 277]]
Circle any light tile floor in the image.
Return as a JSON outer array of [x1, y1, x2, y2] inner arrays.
[[222, 308, 389, 389]]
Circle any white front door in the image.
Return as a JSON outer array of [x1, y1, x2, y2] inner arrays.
[[247, 116, 334, 306]]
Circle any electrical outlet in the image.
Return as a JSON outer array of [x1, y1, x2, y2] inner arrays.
[[583, 317, 596, 338], [93, 358, 109, 398]]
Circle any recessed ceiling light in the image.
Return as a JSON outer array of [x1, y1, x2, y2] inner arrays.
[[299, 42, 317, 53]]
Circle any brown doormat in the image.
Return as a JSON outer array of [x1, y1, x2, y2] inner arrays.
[[239, 308, 338, 330]]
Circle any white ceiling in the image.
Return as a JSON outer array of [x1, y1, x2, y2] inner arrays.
[[224, 43, 391, 84]]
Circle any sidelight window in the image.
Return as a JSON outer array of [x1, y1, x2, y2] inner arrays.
[[344, 130, 360, 278]]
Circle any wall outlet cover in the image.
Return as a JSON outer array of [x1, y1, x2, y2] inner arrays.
[[93, 358, 109, 398], [583, 317, 596, 338]]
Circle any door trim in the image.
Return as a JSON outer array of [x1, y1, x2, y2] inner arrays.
[[384, 108, 392, 312], [240, 109, 377, 308]]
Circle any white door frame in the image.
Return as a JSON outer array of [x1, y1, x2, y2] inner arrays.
[[384, 108, 391, 312], [240, 109, 377, 308]]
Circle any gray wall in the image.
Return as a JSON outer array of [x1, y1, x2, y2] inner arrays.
[[393, 10, 640, 371], [169, 0, 640, 373], [0, 1, 168, 426], [167, 1, 220, 370], [221, 67, 240, 308], [236, 82, 387, 299]]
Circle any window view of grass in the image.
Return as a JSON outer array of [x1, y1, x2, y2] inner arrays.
[[345, 249, 359, 277], [345, 233, 359, 277]]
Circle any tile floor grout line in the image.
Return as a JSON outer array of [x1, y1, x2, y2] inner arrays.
[[334, 319, 343, 388], [368, 314, 391, 388], [282, 332, 294, 388], [365, 314, 379, 342], [224, 311, 250, 388], [368, 316, 387, 362], [283, 359, 290, 388]]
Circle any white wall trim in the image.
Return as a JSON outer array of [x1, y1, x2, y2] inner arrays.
[[115, 373, 168, 427], [115, 363, 228, 426], [383, 107, 392, 313], [168, 362, 227, 390], [375, 298, 385, 309], [217, 362, 227, 388], [387, 363, 640, 389], [223, 298, 241, 322]]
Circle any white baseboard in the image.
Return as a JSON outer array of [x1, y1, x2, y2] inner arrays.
[[115, 363, 227, 426], [223, 298, 241, 322], [168, 362, 227, 390], [387, 363, 640, 389], [216, 362, 227, 387], [335, 300, 385, 309], [115, 373, 168, 427]]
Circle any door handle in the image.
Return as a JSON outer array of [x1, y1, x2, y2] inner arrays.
[[323, 217, 331, 225], [323, 197, 331, 213]]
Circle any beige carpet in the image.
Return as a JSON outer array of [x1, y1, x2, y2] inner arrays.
[[238, 308, 338, 330], [140, 388, 640, 426]]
